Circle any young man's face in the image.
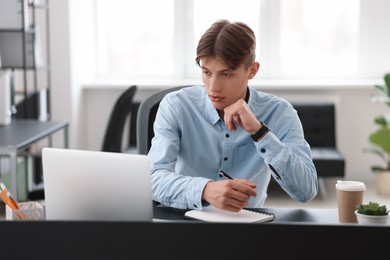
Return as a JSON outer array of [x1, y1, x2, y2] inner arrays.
[[200, 56, 259, 111]]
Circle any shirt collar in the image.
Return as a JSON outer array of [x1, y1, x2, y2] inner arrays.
[[204, 94, 221, 125]]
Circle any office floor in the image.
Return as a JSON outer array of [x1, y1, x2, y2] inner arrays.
[[0, 177, 388, 220]]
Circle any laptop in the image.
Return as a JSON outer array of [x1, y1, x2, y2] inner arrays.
[[42, 147, 153, 221]]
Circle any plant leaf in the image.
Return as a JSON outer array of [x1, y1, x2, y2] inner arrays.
[[384, 73, 390, 106], [369, 127, 390, 153], [357, 201, 388, 215], [374, 116, 388, 127], [384, 73, 390, 93]]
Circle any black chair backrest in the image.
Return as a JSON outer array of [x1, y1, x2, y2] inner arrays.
[[136, 86, 192, 155], [128, 101, 140, 148], [102, 85, 137, 152], [292, 102, 336, 147]]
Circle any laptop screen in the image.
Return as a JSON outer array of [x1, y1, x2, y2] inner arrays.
[[42, 148, 153, 221]]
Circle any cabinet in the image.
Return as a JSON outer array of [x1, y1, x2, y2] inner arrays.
[[0, 0, 51, 120]]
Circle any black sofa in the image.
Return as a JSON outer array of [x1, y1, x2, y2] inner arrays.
[[292, 102, 345, 197]]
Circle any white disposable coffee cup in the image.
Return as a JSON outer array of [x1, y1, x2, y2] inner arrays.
[[335, 180, 366, 223]]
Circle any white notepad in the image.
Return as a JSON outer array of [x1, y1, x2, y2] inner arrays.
[[184, 206, 274, 223]]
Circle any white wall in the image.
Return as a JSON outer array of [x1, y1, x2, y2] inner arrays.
[[50, 0, 95, 149]]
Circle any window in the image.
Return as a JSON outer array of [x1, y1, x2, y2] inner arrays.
[[94, 0, 390, 81], [96, 0, 175, 79], [278, 0, 359, 78]]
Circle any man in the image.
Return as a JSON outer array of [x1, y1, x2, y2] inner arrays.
[[149, 19, 318, 212]]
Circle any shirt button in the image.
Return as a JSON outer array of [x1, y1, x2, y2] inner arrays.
[[224, 157, 228, 161], [261, 148, 266, 153], [193, 204, 198, 208], [225, 134, 230, 138]]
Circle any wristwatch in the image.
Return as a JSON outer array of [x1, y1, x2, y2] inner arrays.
[[250, 121, 269, 142]]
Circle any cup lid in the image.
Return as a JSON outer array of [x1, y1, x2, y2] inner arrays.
[[335, 180, 366, 191]]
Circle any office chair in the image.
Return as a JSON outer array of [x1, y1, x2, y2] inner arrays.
[[136, 85, 192, 155], [102, 85, 138, 153]]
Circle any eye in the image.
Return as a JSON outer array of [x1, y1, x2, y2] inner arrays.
[[202, 70, 210, 76], [222, 71, 230, 77]]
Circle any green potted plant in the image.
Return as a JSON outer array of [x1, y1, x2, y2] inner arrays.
[[364, 73, 390, 195], [355, 201, 389, 225]]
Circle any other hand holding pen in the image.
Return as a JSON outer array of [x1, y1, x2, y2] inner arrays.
[[202, 178, 257, 212]]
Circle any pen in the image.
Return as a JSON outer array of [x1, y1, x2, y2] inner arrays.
[[0, 183, 19, 209], [218, 170, 233, 180], [0, 182, 26, 220]]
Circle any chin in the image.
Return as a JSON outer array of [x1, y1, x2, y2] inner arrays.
[[212, 103, 224, 110]]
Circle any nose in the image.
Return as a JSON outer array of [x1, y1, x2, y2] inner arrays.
[[208, 75, 221, 93]]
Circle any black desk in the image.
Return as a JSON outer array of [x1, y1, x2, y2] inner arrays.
[[0, 119, 68, 200], [0, 206, 389, 259]]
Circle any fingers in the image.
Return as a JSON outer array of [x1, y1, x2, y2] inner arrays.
[[235, 179, 257, 189], [223, 109, 237, 131], [223, 99, 259, 132], [220, 183, 253, 212], [224, 100, 245, 131], [203, 179, 257, 212], [231, 179, 257, 199]]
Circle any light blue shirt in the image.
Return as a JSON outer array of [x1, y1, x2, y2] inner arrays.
[[149, 85, 318, 209]]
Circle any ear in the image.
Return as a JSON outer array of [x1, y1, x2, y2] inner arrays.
[[248, 62, 260, 79]]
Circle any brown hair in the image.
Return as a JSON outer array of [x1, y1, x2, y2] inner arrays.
[[195, 19, 256, 70]]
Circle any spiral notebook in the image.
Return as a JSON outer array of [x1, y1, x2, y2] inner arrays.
[[184, 206, 274, 223]]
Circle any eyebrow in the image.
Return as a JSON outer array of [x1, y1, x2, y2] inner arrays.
[[200, 66, 232, 73]]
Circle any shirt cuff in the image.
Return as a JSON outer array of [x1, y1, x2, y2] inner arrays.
[[186, 178, 212, 210]]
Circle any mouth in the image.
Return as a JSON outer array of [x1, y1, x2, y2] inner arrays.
[[209, 94, 223, 102]]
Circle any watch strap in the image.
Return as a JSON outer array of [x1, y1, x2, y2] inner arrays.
[[250, 121, 269, 142]]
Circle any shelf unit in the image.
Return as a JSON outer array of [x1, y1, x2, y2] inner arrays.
[[0, 0, 51, 120], [0, 0, 52, 200]]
